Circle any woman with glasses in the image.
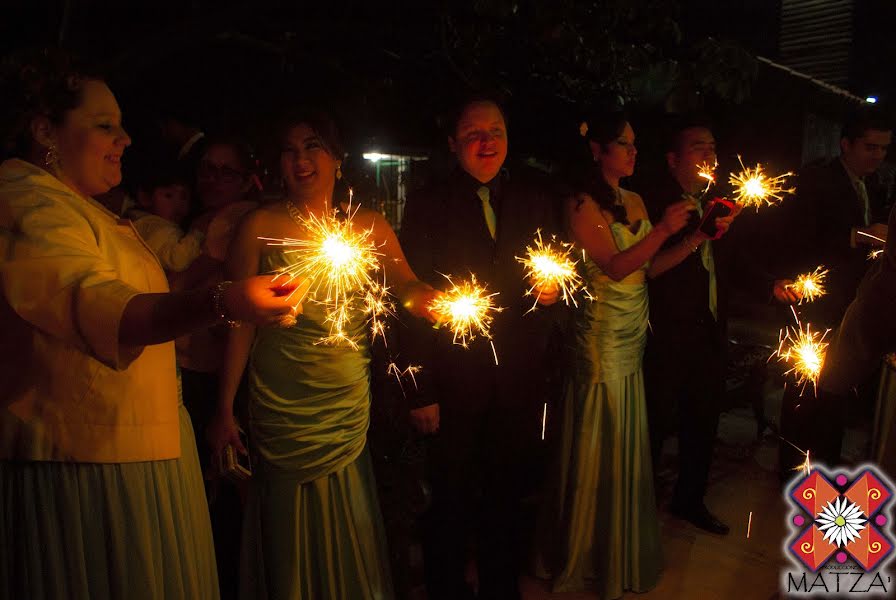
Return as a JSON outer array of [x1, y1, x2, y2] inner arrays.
[[207, 109, 440, 599], [537, 113, 704, 597]]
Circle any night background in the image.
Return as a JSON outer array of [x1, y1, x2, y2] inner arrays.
[[3, 2, 896, 599]]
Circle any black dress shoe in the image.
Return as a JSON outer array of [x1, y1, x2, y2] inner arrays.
[[669, 503, 730, 535]]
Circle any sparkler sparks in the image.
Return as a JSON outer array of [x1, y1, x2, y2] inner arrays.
[[387, 362, 422, 397], [869, 249, 884, 260], [516, 230, 584, 311], [261, 198, 384, 345], [428, 274, 502, 349], [728, 156, 795, 209], [697, 160, 718, 194], [787, 266, 828, 304], [772, 319, 830, 396]]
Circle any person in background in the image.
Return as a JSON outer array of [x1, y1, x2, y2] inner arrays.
[[208, 109, 439, 600], [0, 48, 298, 600], [127, 162, 206, 273], [398, 94, 565, 600], [636, 116, 740, 536], [778, 109, 892, 474]]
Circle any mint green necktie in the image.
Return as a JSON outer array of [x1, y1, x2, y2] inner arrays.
[[692, 198, 718, 321], [477, 186, 497, 240], [856, 178, 871, 226]]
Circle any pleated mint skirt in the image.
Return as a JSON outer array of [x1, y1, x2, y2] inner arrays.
[[240, 447, 394, 600], [0, 405, 219, 600]]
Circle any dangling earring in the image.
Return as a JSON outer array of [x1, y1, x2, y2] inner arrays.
[[45, 145, 60, 170], [336, 161, 343, 180]]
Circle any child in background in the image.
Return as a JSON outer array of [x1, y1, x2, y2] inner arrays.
[[128, 165, 208, 272]]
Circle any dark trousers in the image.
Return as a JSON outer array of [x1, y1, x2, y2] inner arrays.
[[645, 326, 725, 508], [422, 400, 543, 600], [180, 368, 243, 600]]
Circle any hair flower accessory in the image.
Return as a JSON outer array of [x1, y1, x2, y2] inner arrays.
[[579, 121, 589, 137]]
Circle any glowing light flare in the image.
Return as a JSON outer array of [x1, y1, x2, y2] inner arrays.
[[729, 156, 795, 209], [541, 402, 548, 441], [428, 274, 503, 350], [772, 322, 830, 396], [747, 512, 753, 539], [516, 230, 584, 311], [787, 266, 828, 304], [261, 198, 385, 345], [697, 160, 718, 194], [869, 249, 884, 260]]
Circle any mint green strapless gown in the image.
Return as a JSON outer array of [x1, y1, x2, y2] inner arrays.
[[541, 220, 662, 597], [239, 248, 394, 600]]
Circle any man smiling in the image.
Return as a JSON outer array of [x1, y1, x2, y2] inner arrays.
[[398, 95, 566, 600]]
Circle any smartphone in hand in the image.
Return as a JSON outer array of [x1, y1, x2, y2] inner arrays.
[[698, 198, 735, 240], [219, 428, 252, 481]]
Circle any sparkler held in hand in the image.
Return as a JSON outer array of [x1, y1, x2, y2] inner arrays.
[[696, 159, 718, 196], [786, 266, 828, 305], [261, 197, 385, 345], [516, 229, 585, 311], [729, 155, 795, 209]]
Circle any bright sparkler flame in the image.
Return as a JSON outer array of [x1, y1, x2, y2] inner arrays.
[[869, 249, 884, 260], [794, 449, 812, 477], [773, 320, 830, 395], [788, 266, 828, 304], [697, 160, 718, 194], [261, 200, 385, 345], [516, 230, 584, 311], [729, 155, 795, 209], [428, 274, 502, 349]]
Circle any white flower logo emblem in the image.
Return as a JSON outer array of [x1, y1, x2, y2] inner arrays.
[[816, 497, 867, 547]]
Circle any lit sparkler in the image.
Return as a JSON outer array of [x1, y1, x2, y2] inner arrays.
[[868, 249, 884, 260], [787, 266, 828, 304], [747, 511, 753, 539], [729, 156, 795, 209], [541, 402, 548, 441], [697, 159, 718, 195], [428, 274, 502, 349], [516, 230, 584, 311], [772, 315, 830, 395], [261, 197, 384, 345], [857, 230, 887, 245], [387, 362, 422, 397]]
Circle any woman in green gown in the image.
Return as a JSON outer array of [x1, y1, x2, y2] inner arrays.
[[208, 111, 437, 600], [539, 114, 710, 597]]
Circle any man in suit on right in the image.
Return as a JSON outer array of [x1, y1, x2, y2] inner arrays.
[[778, 109, 891, 474]]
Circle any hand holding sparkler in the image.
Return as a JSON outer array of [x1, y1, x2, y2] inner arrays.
[[656, 199, 694, 237], [399, 280, 444, 323], [785, 266, 828, 305], [222, 274, 311, 326], [516, 230, 583, 310], [772, 279, 801, 304]]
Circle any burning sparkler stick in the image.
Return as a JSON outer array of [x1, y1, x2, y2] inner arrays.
[[387, 362, 422, 397], [771, 313, 830, 396], [747, 511, 753, 539], [869, 249, 884, 260], [697, 160, 718, 195], [516, 230, 584, 311], [427, 274, 503, 350], [857, 230, 887, 245], [261, 196, 385, 345], [786, 266, 828, 304], [541, 402, 548, 441], [729, 156, 795, 209]]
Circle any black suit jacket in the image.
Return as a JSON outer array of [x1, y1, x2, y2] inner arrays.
[[397, 166, 567, 413], [778, 158, 889, 324], [637, 172, 727, 355]]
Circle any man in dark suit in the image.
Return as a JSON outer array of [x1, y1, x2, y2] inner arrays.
[[398, 96, 566, 600], [637, 118, 742, 535], [778, 110, 891, 473]]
